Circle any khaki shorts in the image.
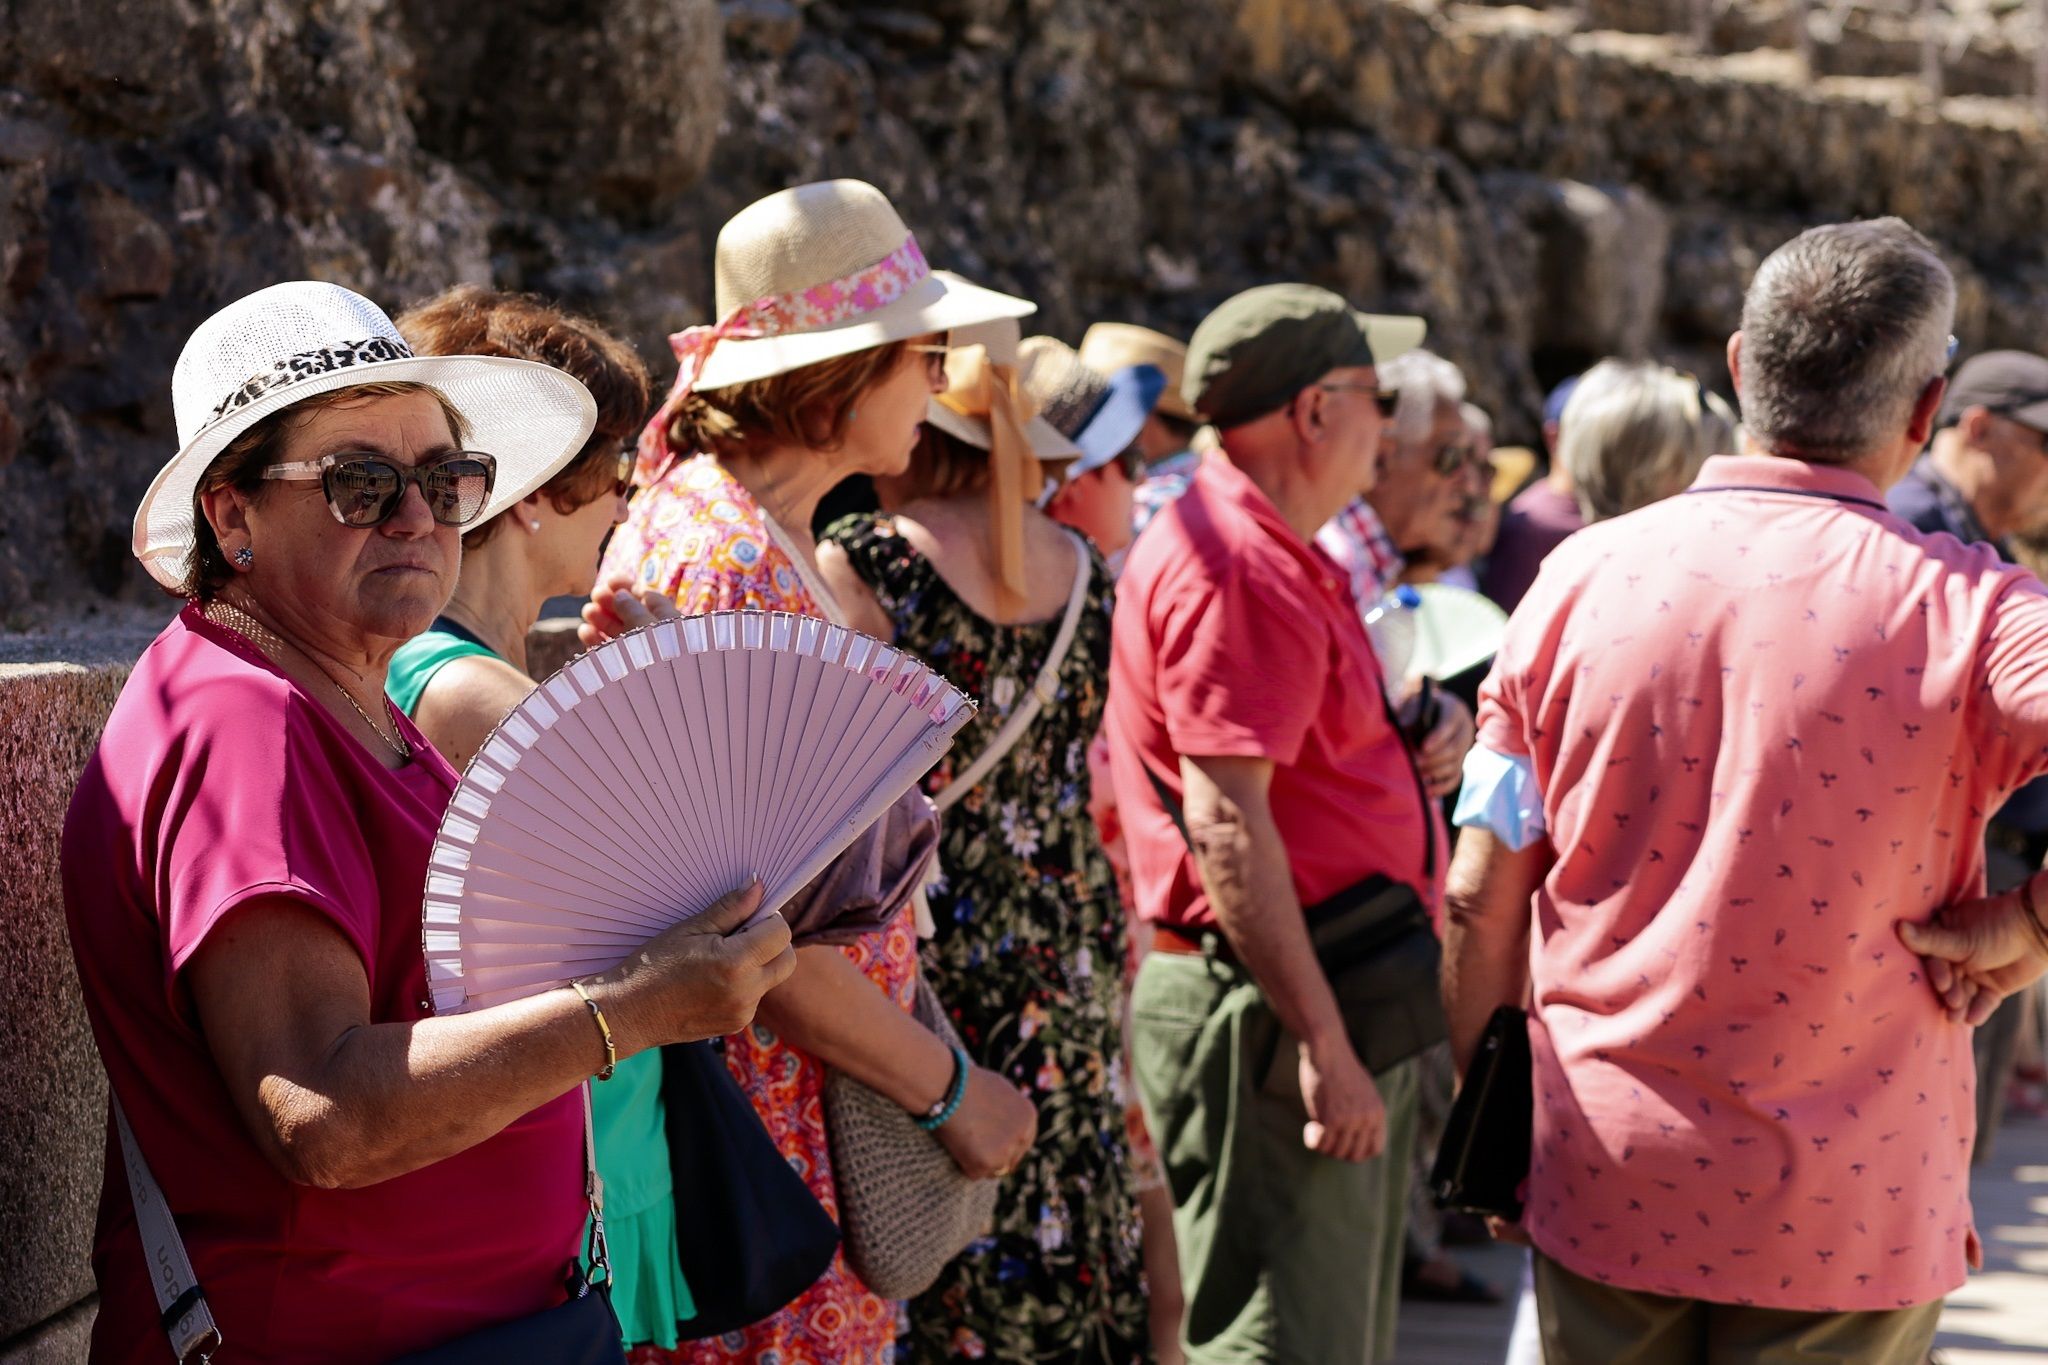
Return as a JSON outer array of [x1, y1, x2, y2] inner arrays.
[[1534, 1252, 1943, 1365]]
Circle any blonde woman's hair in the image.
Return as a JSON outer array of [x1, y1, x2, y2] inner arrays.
[[1557, 360, 1738, 523]]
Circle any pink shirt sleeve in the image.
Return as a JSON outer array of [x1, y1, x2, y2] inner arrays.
[[156, 678, 384, 992], [1977, 573, 2048, 789], [1476, 568, 1558, 760], [1154, 558, 1326, 766]]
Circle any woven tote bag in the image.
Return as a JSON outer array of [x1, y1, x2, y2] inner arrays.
[[822, 975, 1000, 1299]]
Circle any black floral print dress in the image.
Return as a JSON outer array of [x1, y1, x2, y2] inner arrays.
[[826, 513, 1149, 1365]]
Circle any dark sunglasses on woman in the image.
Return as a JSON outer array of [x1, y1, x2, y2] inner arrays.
[[263, 451, 499, 529]]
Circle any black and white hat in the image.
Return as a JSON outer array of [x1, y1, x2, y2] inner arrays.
[[133, 281, 597, 589]]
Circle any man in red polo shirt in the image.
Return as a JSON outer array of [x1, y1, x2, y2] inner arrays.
[[1108, 283, 1447, 1364]]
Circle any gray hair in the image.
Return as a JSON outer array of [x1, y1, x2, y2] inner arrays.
[[1558, 360, 1739, 522], [1460, 401, 1493, 448], [1378, 349, 1467, 445], [1737, 218, 1955, 464]]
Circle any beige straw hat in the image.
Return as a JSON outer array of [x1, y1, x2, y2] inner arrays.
[[688, 180, 1034, 393], [134, 281, 596, 591], [1078, 322, 1195, 424], [637, 179, 1038, 485], [925, 318, 1080, 462]]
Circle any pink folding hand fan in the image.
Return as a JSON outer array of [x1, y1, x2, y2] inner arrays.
[[422, 611, 974, 1013]]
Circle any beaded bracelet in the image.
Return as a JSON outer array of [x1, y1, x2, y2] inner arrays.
[[916, 1045, 970, 1132]]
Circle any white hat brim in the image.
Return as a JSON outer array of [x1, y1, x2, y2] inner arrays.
[[925, 402, 1082, 462], [1360, 312, 1427, 368], [693, 271, 1036, 393], [134, 354, 597, 589]]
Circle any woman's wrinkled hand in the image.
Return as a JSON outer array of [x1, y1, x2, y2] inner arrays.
[[579, 571, 682, 649], [598, 882, 796, 1051], [1897, 876, 2048, 1027], [936, 1065, 1038, 1180]]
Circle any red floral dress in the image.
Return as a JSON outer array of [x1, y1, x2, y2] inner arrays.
[[603, 453, 915, 1364]]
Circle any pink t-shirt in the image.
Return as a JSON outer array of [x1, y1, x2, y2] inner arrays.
[[62, 607, 584, 1363], [1108, 455, 1438, 931], [1479, 454, 2048, 1312]]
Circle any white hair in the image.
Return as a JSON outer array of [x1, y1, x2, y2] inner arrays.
[[1378, 349, 1467, 445], [1460, 401, 1493, 448], [1558, 360, 1740, 522]]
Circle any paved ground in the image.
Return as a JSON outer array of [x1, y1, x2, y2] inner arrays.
[[1396, 1111, 2048, 1363]]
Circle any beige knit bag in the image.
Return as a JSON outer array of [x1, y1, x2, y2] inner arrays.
[[823, 974, 1000, 1300]]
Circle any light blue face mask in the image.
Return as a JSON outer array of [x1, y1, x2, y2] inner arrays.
[[1451, 743, 1548, 851]]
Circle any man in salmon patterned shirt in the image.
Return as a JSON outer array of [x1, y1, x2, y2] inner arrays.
[[1443, 218, 2048, 1363]]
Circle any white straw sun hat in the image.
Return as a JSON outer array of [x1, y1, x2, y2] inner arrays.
[[134, 280, 597, 590], [637, 179, 1036, 484]]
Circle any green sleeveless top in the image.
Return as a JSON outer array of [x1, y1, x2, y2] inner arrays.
[[386, 626, 696, 1348], [385, 628, 496, 717]]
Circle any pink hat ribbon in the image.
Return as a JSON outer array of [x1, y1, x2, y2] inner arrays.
[[635, 233, 932, 485]]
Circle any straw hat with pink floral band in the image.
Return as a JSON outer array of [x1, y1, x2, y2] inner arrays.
[[923, 317, 1081, 610], [637, 179, 1037, 486]]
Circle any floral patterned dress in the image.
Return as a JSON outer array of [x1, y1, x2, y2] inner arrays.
[[825, 512, 1149, 1364], [601, 453, 915, 1365]]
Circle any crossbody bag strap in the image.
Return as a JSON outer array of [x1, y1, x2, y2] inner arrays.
[[1143, 664, 1436, 882], [932, 531, 1092, 812], [582, 1081, 610, 1287], [112, 1094, 222, 1364], [116, 1080, 610, 1363]]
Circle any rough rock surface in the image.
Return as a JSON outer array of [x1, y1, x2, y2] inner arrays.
[[0, 0, 2044, 624], [0, 647, 154, 1345]]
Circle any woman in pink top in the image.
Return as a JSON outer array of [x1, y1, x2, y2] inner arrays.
[[63, 282, 794, 1363]]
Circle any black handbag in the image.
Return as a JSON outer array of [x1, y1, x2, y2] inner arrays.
[[1428, 1005, 1532, 1220], [390, 1271, 625, 1364], [1144, 709, 1449, 1080], [660, 1039, 841, 1340]]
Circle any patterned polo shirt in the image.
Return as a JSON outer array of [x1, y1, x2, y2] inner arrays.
[[1477, 453, 2048, 1311]]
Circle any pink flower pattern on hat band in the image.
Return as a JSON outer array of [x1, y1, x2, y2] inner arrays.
[[636, 234, 932, 486]]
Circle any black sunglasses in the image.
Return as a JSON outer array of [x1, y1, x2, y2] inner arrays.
[[1315, 381, 1401, 419], [262, 451, 499, 529]]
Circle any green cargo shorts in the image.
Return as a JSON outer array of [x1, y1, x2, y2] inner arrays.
[[1129, 949, 1420, 1365]]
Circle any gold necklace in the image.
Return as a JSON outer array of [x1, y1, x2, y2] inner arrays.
[[204, 596, 413, 761]]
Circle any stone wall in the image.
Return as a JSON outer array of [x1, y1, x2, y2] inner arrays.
[[0, 629, 160, 1361], [3, 0, 2047, 628]]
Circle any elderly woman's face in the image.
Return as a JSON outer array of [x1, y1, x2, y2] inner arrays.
[[237, 390, 464, 646]]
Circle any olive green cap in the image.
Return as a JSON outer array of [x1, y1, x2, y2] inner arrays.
[[1183, 283, 1426, 428]]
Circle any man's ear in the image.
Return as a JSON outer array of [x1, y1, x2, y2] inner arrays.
[[1957, 405, 1994, 446], [1726, 332, 1744, 397], [1905, 377, 1947, 449], [1288, 386, 1325, 449]]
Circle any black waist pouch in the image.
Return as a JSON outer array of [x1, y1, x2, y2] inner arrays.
[[1252, 875, 1448, 1106]]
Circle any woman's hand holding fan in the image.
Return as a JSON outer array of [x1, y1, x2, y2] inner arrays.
[[577, 881, 796, 1056], [422, 609, 978, 1015]]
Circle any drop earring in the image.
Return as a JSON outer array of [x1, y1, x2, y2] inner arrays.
[[234, 546, 254, 568]]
